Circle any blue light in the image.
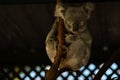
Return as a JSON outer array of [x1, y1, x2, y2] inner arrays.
[[68, 75, 74, 80], [106, 68, 113, 75], [88, 64, 96, 71], [88, 77, 92, 80], [111, 63, 118, 70], [78, 75, 85, 80], [45, 65, 51, 70], [79, 66, 85, 71], [57, 76, 63, 80], [117, 69, 120, 75], [94, 69, 99, 75], [35, 76, 41, 80], [72, 72, 77, 76], [35, 66, 41, 72], [24, 66, 31, 72], [40, 71, 45, 77], [19, 72, 25, 79], [101, 75, 107, 80], [83, 69, 90, 76], [111, 74, 118, 79], [61, 71, 69, 77], [99, 63, 104, 68], [24, 76, 30, 80], [29, 71, 36, 78]]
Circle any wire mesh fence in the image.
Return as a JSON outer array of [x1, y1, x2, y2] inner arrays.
[[0, 62, 120, 80]]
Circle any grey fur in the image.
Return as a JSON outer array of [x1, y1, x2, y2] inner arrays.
[[45, 3, 94, 70]]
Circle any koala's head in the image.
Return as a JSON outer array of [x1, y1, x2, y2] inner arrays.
[[60, 3, 94, 34]]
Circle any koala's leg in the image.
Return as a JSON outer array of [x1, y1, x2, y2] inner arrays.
[[45, 19, 59, 63]]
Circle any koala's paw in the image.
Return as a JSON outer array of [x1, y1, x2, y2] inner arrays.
[[60, 45, 67, 58], [54, 3, 65, 19]]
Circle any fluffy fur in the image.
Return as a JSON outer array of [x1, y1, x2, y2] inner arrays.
[[45, 3, 94, 70]]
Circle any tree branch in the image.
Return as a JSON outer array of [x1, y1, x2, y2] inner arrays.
[[45, 0, 66, 79], [93, 48, 120, 80]]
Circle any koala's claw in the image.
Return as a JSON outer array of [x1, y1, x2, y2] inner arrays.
[[61, 45, 67, 58]]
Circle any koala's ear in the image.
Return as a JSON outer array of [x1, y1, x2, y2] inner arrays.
[[83, 2, 94, 19], [84, 2, 94, 12]]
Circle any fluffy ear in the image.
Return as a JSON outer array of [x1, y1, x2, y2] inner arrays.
[[83, 2, 94, 19]]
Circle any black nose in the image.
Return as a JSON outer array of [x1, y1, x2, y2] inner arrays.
[[73, 24, 79, 31]]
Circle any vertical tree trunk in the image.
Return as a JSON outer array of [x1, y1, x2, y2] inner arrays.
[[45, 0, 65, 79]]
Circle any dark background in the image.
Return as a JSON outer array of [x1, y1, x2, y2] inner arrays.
[[0, 2, 120, 65]]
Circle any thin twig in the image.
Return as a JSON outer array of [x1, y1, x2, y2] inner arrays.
[[93, 48, 120, 80]]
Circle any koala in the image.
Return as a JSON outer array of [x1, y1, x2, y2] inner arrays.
[[45, 3, 94, 71]]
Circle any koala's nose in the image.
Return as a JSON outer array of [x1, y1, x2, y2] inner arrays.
[[73, 24, 79, 32]]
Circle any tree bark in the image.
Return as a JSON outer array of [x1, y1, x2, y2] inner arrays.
[[45, 0, 65, 79]]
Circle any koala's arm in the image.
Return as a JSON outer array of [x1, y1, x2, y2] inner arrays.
[[45, 19, 59, 62], [46, 19, 58, 43]]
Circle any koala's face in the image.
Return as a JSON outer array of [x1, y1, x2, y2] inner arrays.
[[64, 7, 88, 33], [62, 3, 94, 34]]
